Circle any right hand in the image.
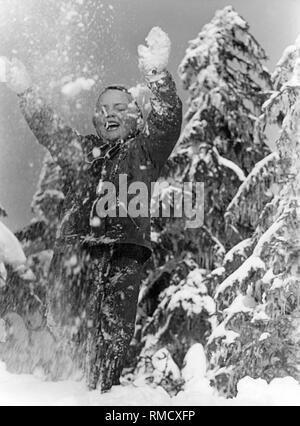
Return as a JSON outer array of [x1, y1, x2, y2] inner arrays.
[[138, 27, 171, 81], [6, 58, 32, 94]]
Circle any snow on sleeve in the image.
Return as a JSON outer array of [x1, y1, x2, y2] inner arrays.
[[0, 220, 26, 270], [128, 83, 152, 122], [138, 27, 171, 76], [34, 189, 65, 204], [61, 77, 95, 98]]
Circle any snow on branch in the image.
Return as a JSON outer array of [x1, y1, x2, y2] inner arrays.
[[225, 152, 279, 228], [215, 255, 265, 299], [223, 238, 253, 266], [253, 217, 285, 258], [34, 189, 65, 203], [272, 35, 300, 91], [208, 294, 256, 346], [213, 147, 246, 182], [159, 269, 216, 318]]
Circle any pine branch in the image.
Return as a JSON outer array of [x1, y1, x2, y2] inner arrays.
[[213, 147, 246, 182], [226, 153, 279, 228]]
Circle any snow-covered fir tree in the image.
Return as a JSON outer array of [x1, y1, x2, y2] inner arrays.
[[18, 153, 66, 255], [0, 206, 39, 372], [176, 5, 271, 248], [0, 153, 67, 366], [132, 6, 271, 393], [208, 35, 300, 397]]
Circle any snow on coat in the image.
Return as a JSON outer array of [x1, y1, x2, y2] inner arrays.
[[18, 72, 182, 253]]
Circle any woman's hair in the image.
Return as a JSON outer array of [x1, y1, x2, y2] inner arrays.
[[98, 85, 130, 96], [96, 85, 143, 118]]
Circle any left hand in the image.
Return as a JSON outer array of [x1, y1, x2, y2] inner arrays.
[[6, 58, 32, 94], [138, 27, 171, 80]]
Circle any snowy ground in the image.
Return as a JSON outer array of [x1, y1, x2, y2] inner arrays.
[[0, 362, 300, 406]]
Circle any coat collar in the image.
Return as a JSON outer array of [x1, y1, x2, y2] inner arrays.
[[85, 137, 135, 164]]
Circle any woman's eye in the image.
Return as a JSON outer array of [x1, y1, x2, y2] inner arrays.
[[116, 105, 128, 112], [97, 107, 107, 116]]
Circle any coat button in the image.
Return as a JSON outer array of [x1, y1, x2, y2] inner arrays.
[[90, 217, 101, 228], [92, 147, 102, 158]]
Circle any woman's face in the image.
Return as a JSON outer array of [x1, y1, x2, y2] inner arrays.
[[93, 89, 140, 142]]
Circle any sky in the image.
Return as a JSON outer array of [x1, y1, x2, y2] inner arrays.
[[0, 0, 300, 231]]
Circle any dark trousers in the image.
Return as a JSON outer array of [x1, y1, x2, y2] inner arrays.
[[47, 243, 149, 392]]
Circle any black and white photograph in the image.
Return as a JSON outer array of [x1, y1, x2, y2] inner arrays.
[[0, 0, 300, 407]]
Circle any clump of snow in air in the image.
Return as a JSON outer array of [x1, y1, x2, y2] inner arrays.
[[61, 77, 95, 98], [138, 27, 171, 75]]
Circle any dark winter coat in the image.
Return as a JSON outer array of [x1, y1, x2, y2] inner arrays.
[[18, 72, 182, 257]]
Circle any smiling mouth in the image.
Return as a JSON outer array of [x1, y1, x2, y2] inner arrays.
[[105, 122, 121, 131]]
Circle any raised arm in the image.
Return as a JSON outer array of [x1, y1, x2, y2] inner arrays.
[[5, 58, 83, 171], [18, 89, 84, 171], [138, 28, 183, 169], [147, 71, 182, 142]]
